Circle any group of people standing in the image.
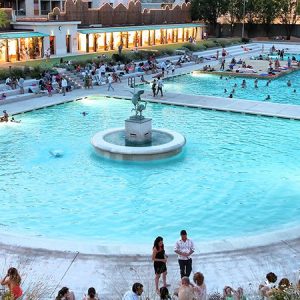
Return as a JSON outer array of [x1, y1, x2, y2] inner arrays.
[[148, 230, 206, 300], [151, 77, 164, 97], [123, 229, 199, 300]]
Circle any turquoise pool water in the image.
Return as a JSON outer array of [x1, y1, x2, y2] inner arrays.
[[1, 97, 300, 247], [269, 53, 300, 61], [161, 70, 300, 104]]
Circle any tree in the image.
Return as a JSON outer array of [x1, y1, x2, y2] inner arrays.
[[255, 0, 282, 36], [0, 9, 9, 28], [278, 0, 300, 40], [224, 0, 244, 36], [244, 0, 259, 36], [191, 0, 229, 37]]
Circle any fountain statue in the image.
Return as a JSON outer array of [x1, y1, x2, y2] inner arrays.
[[126, 90, 151, 144], [130, 90, 147, 119], [91, 91, 186, 161]]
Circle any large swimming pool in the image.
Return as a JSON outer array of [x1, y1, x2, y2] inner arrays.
[[161, 70, 300, 105], [1, 96, 300, 249]]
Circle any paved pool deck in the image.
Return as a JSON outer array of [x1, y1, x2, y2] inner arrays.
[[3, 80, 300, 121], [0, 230, 299, 300], [1, 42, 300, 299]]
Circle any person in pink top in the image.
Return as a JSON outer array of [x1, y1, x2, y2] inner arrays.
[[1, 267, 23, 300]]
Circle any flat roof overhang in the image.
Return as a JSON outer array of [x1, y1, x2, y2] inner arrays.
[[78, 23, 205, 34], [0, 31, 49, 39]]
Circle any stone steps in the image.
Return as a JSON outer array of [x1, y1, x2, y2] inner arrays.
[[62, 70, 84, 89]]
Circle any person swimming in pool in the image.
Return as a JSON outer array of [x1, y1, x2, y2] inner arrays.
[[287, 80, 292, 87], [265, 95, 271, 100], [266, 79, 271, 87], [241, 79, 246, 88], [49, 150, 63, 158], [0, 110, 9, 122], [10, 117, 21, 123], [81, 112, 88, 116]]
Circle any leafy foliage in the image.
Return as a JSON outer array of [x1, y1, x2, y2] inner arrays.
[[191, 0, 229, 26], [0, 9, 9, 28], [269, 285, 300, 300], [277, 0, 300, 39], [191, 0, 299, 37]]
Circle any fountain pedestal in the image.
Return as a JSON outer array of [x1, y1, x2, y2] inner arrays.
[[91, 90, 186, 161], [125, 117, 152, 145]]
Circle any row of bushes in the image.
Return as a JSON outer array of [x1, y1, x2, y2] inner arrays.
[[57, 38, 245, 66], [0, 65, 58, 81]]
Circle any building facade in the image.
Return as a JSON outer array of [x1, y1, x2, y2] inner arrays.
[[0, 0, 204, 63]]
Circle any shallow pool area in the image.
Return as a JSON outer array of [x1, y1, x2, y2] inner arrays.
[[1, 96, 300, 249], [161, 70, 300, 104], [269, 53, 300, 61]]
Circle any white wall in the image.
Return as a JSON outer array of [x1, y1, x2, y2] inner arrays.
[[13, 22, 80, 55], [25, 0, 34, 17]]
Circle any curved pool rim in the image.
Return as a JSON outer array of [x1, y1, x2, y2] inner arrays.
[[2, 94, 300, 255], [0, 224, 299, 255], [91, 127, 186, 160]]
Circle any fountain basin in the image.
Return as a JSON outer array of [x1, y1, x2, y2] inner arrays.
[[91, 127, 186, 161]]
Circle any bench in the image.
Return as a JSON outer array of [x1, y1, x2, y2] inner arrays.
[[0, 93, 41, 105]]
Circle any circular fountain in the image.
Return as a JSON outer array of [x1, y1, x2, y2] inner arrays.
[[91, 90, 186, 161]]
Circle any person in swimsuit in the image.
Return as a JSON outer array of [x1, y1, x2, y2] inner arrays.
[[1, 267, 22, 300], [0, 110, 9, 122], [152, 236, 168, 294]]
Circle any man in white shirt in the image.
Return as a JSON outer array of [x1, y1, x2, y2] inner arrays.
[[122, 282, 143, 300], [5, 77, 12, 89], [99, 64, 106, 77], [174, 230, 195, 278], [157, 77, 163, 97], [107, 74, 114, 91], [61, 77, 68, 96]]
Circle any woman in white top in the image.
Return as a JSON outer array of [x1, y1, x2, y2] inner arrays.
[[193, 272, 206, 300]]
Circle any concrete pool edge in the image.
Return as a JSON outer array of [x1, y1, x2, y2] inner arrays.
[[1, 224, 300, 255], [5, 90, 300, 122]]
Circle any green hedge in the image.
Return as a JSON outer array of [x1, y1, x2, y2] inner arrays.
[[0, 66, 58, 81]]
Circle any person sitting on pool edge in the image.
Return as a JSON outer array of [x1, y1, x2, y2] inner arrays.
[[259, 272, 278, 298], [0, 110, 9, 122]]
